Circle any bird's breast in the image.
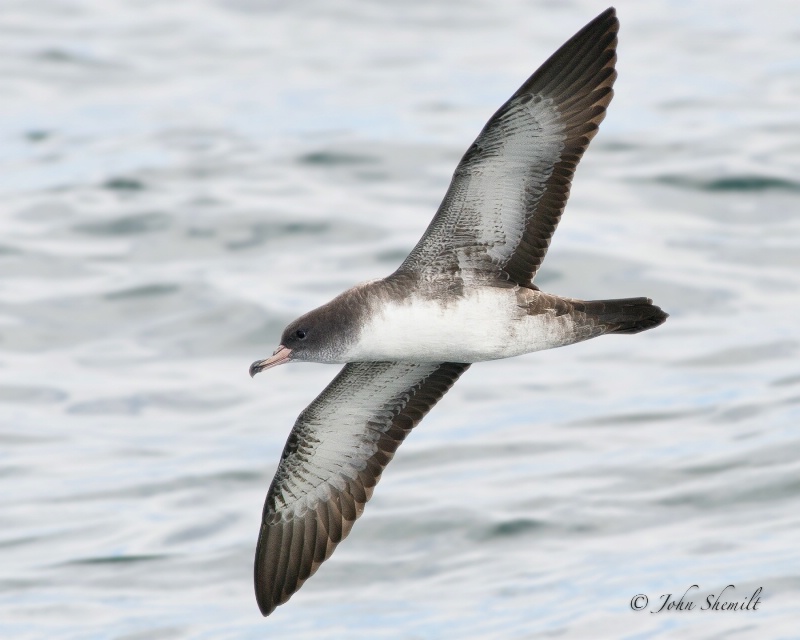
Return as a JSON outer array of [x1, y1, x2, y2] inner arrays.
[[343, 286, 573, 363]]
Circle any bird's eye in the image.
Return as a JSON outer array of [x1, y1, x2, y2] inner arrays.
[[295, 329, 307, 340]]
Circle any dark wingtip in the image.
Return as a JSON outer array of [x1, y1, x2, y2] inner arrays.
[[257, 599, 277, 617], [594, 7, 618, 25], [254, 523, 282, 616], [257, 598, 278, 616], [520, 4, 619, 96]]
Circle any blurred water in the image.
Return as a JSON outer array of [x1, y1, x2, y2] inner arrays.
[[1, 0, 799, 638]]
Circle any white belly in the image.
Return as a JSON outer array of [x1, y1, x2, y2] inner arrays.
[[344, 287, 577, 363]]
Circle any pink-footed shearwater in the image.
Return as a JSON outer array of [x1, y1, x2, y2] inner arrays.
[[249, 7, 666, 616]]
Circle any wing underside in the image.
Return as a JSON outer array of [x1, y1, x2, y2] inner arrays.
[[254, 361, 470, 615], [395, 8, 618, 286]]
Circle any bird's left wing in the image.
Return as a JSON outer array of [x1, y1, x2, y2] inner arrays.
[[254, 360, 470, 616], [394, 8, 618, 287]]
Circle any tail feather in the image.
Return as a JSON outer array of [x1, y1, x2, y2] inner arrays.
[[578, 297, 668, 335]]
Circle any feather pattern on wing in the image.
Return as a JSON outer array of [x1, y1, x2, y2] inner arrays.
[[395, 8, 618, 286], [254, 361, 469, 615]]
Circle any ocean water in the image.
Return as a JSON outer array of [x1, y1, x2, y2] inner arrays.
[[2, 0, 799, 638]]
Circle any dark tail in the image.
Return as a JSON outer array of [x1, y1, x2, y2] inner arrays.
[[580, 297, 668, 335]]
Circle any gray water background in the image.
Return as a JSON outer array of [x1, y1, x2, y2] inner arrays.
[[2, 0, 800, 638]]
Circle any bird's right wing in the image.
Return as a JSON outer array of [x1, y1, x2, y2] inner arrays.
[[254, 360, 470, 616]]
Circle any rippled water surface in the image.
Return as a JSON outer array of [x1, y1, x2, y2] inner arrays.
[[2, 1, 800, 638]]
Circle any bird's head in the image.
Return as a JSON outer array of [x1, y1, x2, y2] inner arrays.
[[249, 293, 363, 377]]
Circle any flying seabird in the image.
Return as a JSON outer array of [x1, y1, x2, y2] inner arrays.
[[249, 7, 666, 616]]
